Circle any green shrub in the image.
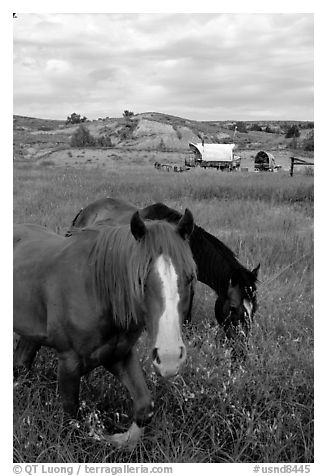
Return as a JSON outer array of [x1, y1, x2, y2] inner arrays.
[[119, 119, 138, 141], [96, 135, 113, 147], [235, 121, 248, 133], [303, 132, 314, 151], [70, 125, 96, 147], [250, 123, 262, 132], [285, 124, 300, 138]]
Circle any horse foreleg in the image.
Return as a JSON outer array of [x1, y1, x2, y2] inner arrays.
[[104, 348, 154, 449], [14, 337, 40, 380], [57, 352, 81, 420]]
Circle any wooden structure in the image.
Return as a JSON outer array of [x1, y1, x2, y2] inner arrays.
[[154, 162, 172, 172], [290, 157, 314, 176], [173, 165, 190, 173], [186, 143, 241, 171], [154, 162, 189, 173], [254, 151, 276, 172]]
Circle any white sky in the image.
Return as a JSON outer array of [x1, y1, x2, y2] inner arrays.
[[13, 13, 313, 121]]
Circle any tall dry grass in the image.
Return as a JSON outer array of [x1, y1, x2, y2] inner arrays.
[[13, 162, 313, 463]]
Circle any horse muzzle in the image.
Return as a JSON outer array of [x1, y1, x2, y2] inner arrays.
[[152, 344, 187, 378]]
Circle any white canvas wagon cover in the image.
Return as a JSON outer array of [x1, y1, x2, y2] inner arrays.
[[189, 143, 236, 162]]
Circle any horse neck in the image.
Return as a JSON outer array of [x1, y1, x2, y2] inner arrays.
[[190, 227, 235, 296], [89, 226, 149, 328]]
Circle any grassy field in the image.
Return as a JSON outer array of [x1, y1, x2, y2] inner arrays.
[[13, 161, 313, 463]]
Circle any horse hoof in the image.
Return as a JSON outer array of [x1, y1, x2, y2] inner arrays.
[[104, 422, 144, 450]]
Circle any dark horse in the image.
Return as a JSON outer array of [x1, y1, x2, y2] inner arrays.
[[67, 198, 260, 342], [14, 211, 196, 448]]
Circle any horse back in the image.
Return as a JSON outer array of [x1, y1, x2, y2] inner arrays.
[[14, 225, 65, 339], [71, 197, 137, 229], [14, 223, 61, 247], [13, 224, 115, 354]]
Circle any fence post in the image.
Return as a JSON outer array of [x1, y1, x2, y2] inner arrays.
[[290, 157, 294, 177]]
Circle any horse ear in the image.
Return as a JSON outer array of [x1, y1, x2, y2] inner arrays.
[[176, 208, 194, 240], [252, 263, 260, 279], [130, 211, 147, 241]]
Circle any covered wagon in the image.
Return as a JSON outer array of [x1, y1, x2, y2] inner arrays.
[[254, 151, 277, 172], [186, 143, 241, 171]]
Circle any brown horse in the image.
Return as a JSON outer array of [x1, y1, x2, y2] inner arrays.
[[14, 211, 196, 448], [67, 198, 259, 348]]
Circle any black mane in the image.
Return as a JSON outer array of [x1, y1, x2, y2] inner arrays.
[[141, 203, 257, 293], [197, 225, 257, 288]]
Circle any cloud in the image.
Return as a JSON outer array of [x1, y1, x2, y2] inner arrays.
[[13, 13, 313, 120]]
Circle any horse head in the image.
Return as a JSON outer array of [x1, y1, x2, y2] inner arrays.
[[215, 264, 260, 337], [130, 210, 196, 378]]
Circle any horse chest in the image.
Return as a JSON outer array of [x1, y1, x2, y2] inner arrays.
[[83, 330, 141, 372]]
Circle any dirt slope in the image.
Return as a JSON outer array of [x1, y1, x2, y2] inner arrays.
[[13, 113, 313, 163]]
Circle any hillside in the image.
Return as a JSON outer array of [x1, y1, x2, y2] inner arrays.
[[13, 113, 314, 164]]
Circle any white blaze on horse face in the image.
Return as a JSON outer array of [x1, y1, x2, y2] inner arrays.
[[243, 299, 253, 318], [153, 255, 186, 377]]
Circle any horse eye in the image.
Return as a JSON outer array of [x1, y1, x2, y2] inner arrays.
[[246, 287, 255, 299]]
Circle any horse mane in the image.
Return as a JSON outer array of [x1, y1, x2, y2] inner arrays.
[[88, 220, 196, 328], [196, 226, 257, 289], [141, 203, 257, 291], [141, 203, 182, 224]]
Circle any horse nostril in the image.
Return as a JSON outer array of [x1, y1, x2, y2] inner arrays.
[[152, 348, 161, 365]]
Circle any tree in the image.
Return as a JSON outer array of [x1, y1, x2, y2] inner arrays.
[[285, 124, 300, 138], [66, 113, 87, 125], [235, 121, 248, 133], [250, 123, 262, 132], [123, 110, 134, 119]]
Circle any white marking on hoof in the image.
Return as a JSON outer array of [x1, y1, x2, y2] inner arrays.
[[104, 422, 144, 450]]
